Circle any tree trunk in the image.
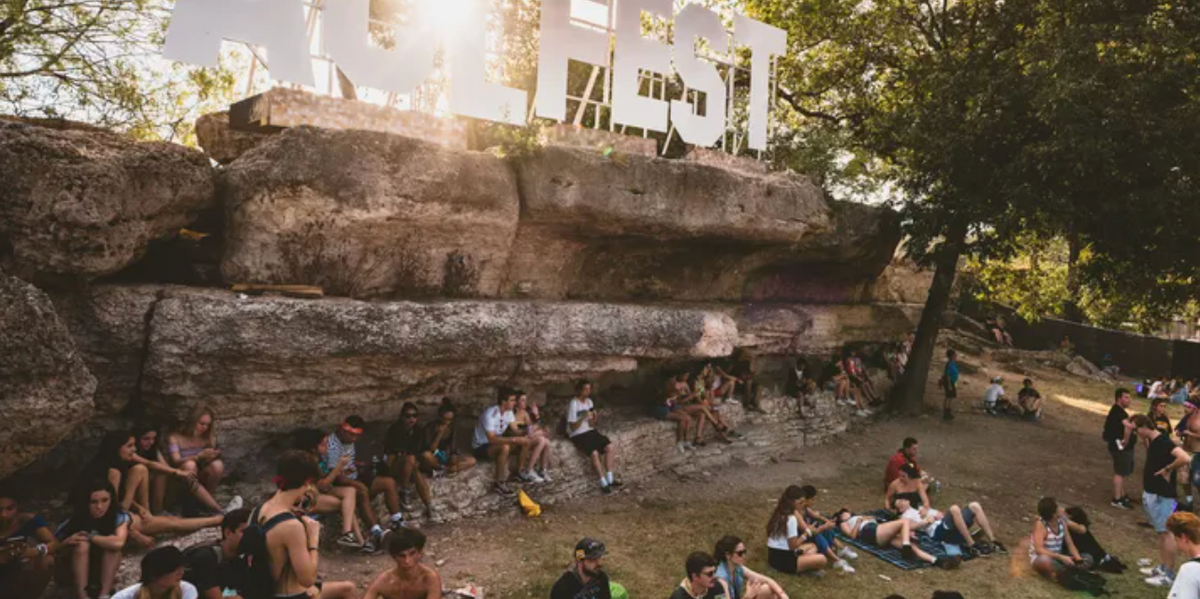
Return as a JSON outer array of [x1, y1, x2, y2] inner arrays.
[[336, 68, 358, 101], [1063, 233, 1084, 322], [893, 220, 969, 415]]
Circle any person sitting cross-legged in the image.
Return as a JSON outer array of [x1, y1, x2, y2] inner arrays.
[[713, 536, 789, 599], [566, 380, 623, 495], [472, 387, 531, 497], [669, 552, 725, 599], [363, 528, 441, 599], [1018, 379, 1045, 421], [833, 509, 961, 570]]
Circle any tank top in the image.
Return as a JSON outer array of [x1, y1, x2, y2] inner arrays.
[[1030, 517, 1065, 563], [894, 490, 923, 508]]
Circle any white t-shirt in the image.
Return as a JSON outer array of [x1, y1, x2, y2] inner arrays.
[[767, 515, 800, 550], [899, 506, 943, 536], [1171, 561, 1200, 599], [113, 582, 199, 599], [566, 398, 594, 438], [984, 384, 1005, 406], [472, 405, 514, 448]]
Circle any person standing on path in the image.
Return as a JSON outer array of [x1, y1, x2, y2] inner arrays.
[[1133, 414, 1191, 588], [1103, 388, 1137, 510], [941, 350, 959, 421]]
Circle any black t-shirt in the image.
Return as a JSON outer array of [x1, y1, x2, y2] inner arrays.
[[183, 542, 245, 595], [668, 582, 727, 599], [1144, 433, 1179, 497], [422, 420, 456, 454], [1018, 387, 1041, 402], [1103, 404, 1131, 452], [549, 569, 611, 599], [384, 422, 424, 455]]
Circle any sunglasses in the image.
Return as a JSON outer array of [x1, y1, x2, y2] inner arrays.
[[403, 413, 419, 419], [701, 569, 716, 577], [734, 549, 747, 556]]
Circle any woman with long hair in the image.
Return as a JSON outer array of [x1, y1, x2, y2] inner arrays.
[[512, 390, 552, 482], [132, 424, 231, 516], [714, 535, 788, 599], [166, 405, 225, 498], [765, 485, 826, 575], [419, 398, 476, 476], [56, 480, 130, 599], [833, 508, 959, 569]]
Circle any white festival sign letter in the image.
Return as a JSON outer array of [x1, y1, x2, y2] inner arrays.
[[449, 0, 529, 125], [611, 0, 673, 133], [733, 14, 786, 151], [164, 0, 314, 87], [324, 0, 436, 94], [671, 3, 728, 147], [534, 0, 610, 122]]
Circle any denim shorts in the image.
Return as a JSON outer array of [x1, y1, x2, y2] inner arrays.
[[1143, 491, 1178, 533], [932, 507, 975, 545]]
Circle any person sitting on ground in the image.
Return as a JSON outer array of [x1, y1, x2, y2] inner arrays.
[[1175, 382, 1194, 406], [110, 546, 198, 599], [566, 380, 623, 495], [1150, 378, 1170, 400], [1167, 512, 1200, 599], [291, 428, 372, 552], [892, 495, 1005, 558], [1017, 378, 1045, 420], [472, 387, 532, 496], [844, 348, 880, 406], [1063, 506, 1126, 573], [166, 405, 226, 506], [786, 358, 817, 419], [983, 377, 1007, 416], [512, 390, 552, 482], [659, 373, 701, 452], [181, 508, 253, 599], [1150, 399, 1174, 437], [1029, 497, 1085, 583], [1133, 413, 1191, 587], [329, 414, 405, 546], [833, 509, 960, 569], [940, 349, 959, 421], [419, 398, 476, 478], [249, 450, 357, 599], [377, 406, 431, 525], [797, 485, 858, 574], [669, 552, 726, 599], [0, 488, 57, 599], [56, 480, 130, 599], [550, 537, 612, 599], [713, 535, 788, 599], [363, 528, 440, 599], [133, 424, 229, 517], [765, 485, 827, 576]]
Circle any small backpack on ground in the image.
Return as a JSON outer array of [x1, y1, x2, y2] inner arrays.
[[1057, 565, 1108, 596], [237, 505, 298, 599]]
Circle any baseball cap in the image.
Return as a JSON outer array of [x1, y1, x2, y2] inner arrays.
[[991, 376, 1003, 384], [574, 538, 606, 560]]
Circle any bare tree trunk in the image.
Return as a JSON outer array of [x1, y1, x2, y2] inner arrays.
[[893, 220, 969, 415], [1063, 233, 1084, 322], [336, 68, 357, 101]]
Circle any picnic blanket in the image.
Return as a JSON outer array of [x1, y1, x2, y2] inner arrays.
[[833, 510, 976, 571]]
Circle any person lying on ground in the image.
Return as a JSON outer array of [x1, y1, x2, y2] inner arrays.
[[364, 528, 440, 599], [713, 535, 788, 599], [133, 423, 229, 516], [669, 552, 725, 599], [0, 488, 57, 599], [181, 508, 253, 599], [167, 405, 226, 504], [1133, 413, 1191, 587], [892, 495, 1006, 558], [1063, 506, 1126, 573], [765, 485, 827, 576], [472, 387, 531, 497], [550, 537, 612, 599], [56, 479, 130, 599], [658, 373, 701, 453], [250, 450, 357, 599], [1017, 379, 1045, 420], [292, 428, 372, 552], [419, 398, 476, 478], [798, 485, 858, 574], [380, 405, 433, 524], [510, 390, 552, 483], [110, 546, 198, 599], [330, 414, 406, 541], [1029, 497, 1085, 584], [1167, 512, 1200, 599], [566, 380, 623, 494], [832, 509, 961, 570]]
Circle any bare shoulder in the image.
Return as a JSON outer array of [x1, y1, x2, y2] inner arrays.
[[421, 564, 442, 587]]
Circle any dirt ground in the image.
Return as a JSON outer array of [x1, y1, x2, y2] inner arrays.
[[321, 343, 1180, 599]]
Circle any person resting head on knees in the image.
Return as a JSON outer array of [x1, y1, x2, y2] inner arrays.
[[56, 479, 131, 599], [833, 508, 960, 569], [712, 535, 789, 599], [0, 487, 57, 599], [765, 485, 827, 576], [110, 546, 197, 599], [669, 552, 724, 599], [550, 537, 613, 599], [363, 528, 441, 599], [419, 397, 476, 477]]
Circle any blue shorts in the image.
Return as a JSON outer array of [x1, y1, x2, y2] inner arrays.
[[1143, 491, 1177, 533], [434, 450, 450, 466], [653, 405, 673, 420], [932, 507, 975, 545], [812, 529, 834, 554]]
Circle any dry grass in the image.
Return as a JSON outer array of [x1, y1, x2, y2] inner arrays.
[[327, 344, 1182, 599]]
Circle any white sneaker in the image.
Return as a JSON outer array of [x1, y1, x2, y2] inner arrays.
[[677, 441, 689, 453], [835, 560, 856, 574], [1145, 574, 1174, 587], [838, 547, 859, 560], [222, 495, 244, 514], [537, 469, 553, 483], [726, 398, 741, 405], [1141, 565, 1167, 577], [519, 470, 545, 484], [855, 409, 869, 417]]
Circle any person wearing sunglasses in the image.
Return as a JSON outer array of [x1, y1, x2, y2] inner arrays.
[[669, 552, 728, 599], [384, 403, 436, 522], [419, 398, 476, 477], [713, 536, 788, 599]]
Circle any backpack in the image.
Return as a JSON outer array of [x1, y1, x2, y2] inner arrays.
[[236, 505, 298, 599], [1057, 565, 1108, 596]]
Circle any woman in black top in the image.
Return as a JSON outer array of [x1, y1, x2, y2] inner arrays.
[[885, 465, 930, 513], [56, 480, 131, 599], [420, 398, 476, 476]]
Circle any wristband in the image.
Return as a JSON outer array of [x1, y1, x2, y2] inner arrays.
[[36, 543, 47, 557]]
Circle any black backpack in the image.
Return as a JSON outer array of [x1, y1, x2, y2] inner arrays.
[[1057, 565, 1109, 596], [236, 506, 298, 599]]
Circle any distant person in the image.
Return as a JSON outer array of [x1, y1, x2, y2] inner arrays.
[[566, 380, 622, 494], [786, 358, 817, 418], [363, 529, 441, 599], [418, 398, 476, 477], [1059, 334, 1075, 355], [844, 348, 880, 406], [833, 509, 958, 569], [513, 391, 553, 482], [1151, 379, 1170, 400], [0, 489, 57, 599], [940, 349, 959, 421], [659, 373, 699, 453], [549, 538, 611, 599], [669, 552, 725, 599], [56, 480, 131, 599], [713, 535, 788, 599], [181, 508, 253, 599], [1151, 399, 1174, 437], [1102, 388, 1136, 509], [1101, 354, 1120, 377], [472, 387, 531, 496], [1133, 414, 1190, 587], [1167, 512, 1200, 599], [1017, 378, 1045, 420], [1029, 497, 1085, 582], [110, 546, 197, 599], [986, 316, 1013, 347], [983, 377, 1006, 416]]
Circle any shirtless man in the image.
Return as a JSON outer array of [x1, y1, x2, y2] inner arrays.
[[364, 528, 441, 599], [1182, 398, 1200, 512], [253, 450, 356, 599]]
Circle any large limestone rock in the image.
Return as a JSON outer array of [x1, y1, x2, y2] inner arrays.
[[195, 112, 271, 165], [869, 256, 935, 304], [0, 121, 216, 281], [733, 303, 922, 355], [221, 127, 520, 298], [0, 274, 97, 478]]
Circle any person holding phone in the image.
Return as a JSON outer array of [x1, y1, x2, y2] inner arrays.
[[566, 380, 622, 495], [0, 489, 57, 599], [1029, 497, 1085, 584], [472, 387, 531, 496]]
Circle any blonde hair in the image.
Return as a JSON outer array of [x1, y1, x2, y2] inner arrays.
[[180, 404, 217, 447], [1167, 512, 1200, 543]]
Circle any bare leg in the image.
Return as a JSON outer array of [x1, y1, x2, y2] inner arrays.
[[449, 454, 475, 474], [317, 580, 359, 599], [347, 480, 377, 528], [70, 541, 90, 599], [371, 476, 401, 516], [604, 446, 615, 473], [201, 459, 225, 493], [122, 464, 149, 511], [795, 544, 828, 572], [489, 444, 510, 483], [528, 435, 547, 470], [418, 452, 440, 473], [151, 472, 168, 514], [589, 451, 605, 479], [1032, 556, 1060, 579], [967, 502, 997, 542], [411, 471, 432, 509], [136, 512, 223, 536], [1161, 532, 1177, 573], [329, 486, 357, 535], [98, 546, 121, 597]]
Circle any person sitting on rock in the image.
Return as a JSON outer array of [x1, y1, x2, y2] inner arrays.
[[986, 316, 1014, 347], [1017, 378, 1045, 420], [786, 358, 817, 419], [510, 390, 552, 483], [566, 380, 623, 495], [292, 428, 372, 552], [133, 423, 229, 517], [670, 552, 726, 599], [714, 535, 789, 599], [380, 405, 433, 524], [109, 546, 198, 599], [765, 485, 826, 576], [181, 508, 253, 599], [550, 538, 612, 599], [166, 405, 226, 507], [843, 348, 880, 406], [418, 398, 476, 477], [698, 365, 743, 443], [330, 414, 404, 545], [0, 488, 57, 599], [834, 508, 960, 570], [472, 387, 531, 496], [56, 479, 131, 599], [658, 373, 701, 453], [892, 494, 1005, 558], [363, 528, 441, 599], [826, 356, 862, 414]]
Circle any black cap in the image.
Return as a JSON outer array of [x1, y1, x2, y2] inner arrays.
[[574, 538, 606, 560]]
